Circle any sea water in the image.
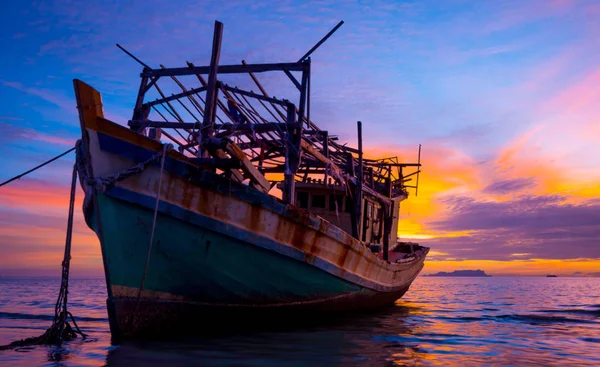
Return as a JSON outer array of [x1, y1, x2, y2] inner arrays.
[[0, 276, 598, 366]]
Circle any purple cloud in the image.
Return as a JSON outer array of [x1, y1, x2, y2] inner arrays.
[[483, 178, 536, 195], [424, 194, 600, 260]]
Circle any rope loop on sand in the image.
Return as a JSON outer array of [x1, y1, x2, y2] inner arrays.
[[0, 140, 173, 350], [0, 159, 84, 350]]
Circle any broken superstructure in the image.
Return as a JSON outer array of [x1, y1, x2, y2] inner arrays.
[[120, 20, 421, 259]]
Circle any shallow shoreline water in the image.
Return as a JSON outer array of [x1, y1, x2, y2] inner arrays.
[[0, 276, 598, 366]]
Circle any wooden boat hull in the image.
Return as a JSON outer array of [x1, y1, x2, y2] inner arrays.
[[75, 81, 428, 338], [89, 191, 416, 337]]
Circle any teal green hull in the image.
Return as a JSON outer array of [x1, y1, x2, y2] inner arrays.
[[96, 194, 363, 303], [91, 194, 414, 338]]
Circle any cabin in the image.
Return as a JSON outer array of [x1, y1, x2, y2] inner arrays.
[[280, 179, 402, 250]]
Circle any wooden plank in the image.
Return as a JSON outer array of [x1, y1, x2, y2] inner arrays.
[[224, 142, 270, 193], [299, 139, 343, 180], [213, 148, 244, 183]]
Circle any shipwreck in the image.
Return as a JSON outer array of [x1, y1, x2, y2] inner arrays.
[[73, 20, 429, 338]]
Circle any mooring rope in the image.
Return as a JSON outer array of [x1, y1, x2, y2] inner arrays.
[[1, 140, 171, 350], [139, 143, 171, 296], [0, 162, 85, 350], [130, 143, 172, 330], [0, 147, 75, 187]]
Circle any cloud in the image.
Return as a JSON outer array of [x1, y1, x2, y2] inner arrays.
[[483, 178, 536, 195], [0, 178, 99, 272], [0, 121, 75, 147], [2, 0, 600, 276], [423, 194, 600, 260], [0, 80, 76, 115]]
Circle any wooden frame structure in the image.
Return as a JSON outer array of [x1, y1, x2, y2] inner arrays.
[[119, 20, 422, 259]]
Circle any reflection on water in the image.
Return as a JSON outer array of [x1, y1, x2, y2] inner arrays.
[[0, 277, 599, 366]]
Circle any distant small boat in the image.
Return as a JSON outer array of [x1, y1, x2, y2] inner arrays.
[[73, 20, 429, 339], [546, 275, 558, 277]]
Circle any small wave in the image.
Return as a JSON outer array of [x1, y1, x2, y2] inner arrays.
[[495, 314, 596, 324], [537, 309, 600, 316], [434, 315, 486, 322], [372, 334, 469, 346], [0, 312, 107, 322]]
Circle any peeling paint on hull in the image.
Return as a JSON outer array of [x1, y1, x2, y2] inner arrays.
[[80, 117, 428, 339]]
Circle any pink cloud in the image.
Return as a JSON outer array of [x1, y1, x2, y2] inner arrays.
[[0, 80, 76, 114], [30, 131, 75, 146], [481, 0, 578, 34], [545, 68, 600, 112]]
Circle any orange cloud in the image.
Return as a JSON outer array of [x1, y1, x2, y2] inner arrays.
[[0, 177, 84, 215], [363, 143, 484, 240], [0, 178, 100, 273]]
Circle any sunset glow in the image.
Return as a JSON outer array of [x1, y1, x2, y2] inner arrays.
[[1, 0, 599, 277]]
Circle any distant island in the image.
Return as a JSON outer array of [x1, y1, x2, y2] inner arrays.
[[546, 274, 558, 277], [426, 270, 491, 277]]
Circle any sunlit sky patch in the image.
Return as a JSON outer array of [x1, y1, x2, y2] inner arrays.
[[1, 0, 598, 276]]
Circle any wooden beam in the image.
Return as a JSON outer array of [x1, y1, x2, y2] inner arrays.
[[224, 141, 270, 193], [221, 84, 290, 106], [283, 70, 302, 91], [300, 139, 343, 179], [202, 20, 223, 130], [142, 86, 207, 108], [128, 120, 298, 132], [369, 162, 421, 167], [298, 20, 344, 62], [142, 62, 307, 78]]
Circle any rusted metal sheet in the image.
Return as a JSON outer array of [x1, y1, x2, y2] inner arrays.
[[85, 118, 427, 293]]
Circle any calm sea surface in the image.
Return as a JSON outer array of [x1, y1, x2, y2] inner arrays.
[[0, 276, 598, 366]]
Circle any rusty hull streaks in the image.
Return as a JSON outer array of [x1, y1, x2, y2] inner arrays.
[[88, 129, 424, 290]]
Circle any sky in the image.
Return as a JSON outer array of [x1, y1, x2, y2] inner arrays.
[[1, 0, 599, 277]]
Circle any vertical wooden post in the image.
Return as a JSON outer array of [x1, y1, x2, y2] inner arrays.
[[201, 21, 223, 130], [386, 166, 392, 197], [322, 131, 329, 184], [382, 203, 391, 261], [283, 102, 299, 204], [416, 144, 422, 196], [355, 121, 364, 241], [298, 65, 309, 124], [347, 150, 359, 239], [131, 75, 148, 127]]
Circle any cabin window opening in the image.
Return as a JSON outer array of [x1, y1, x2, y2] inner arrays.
[[366, 201, 373, 219], [329, 194, 344, 211], [344, 196, 353, 213], [297, 192, 309, 209], [373, 206, 380, 222], [311, 194, 326, 209]]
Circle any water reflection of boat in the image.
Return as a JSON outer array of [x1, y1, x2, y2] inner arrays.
[[74, 20, 428, 339]]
